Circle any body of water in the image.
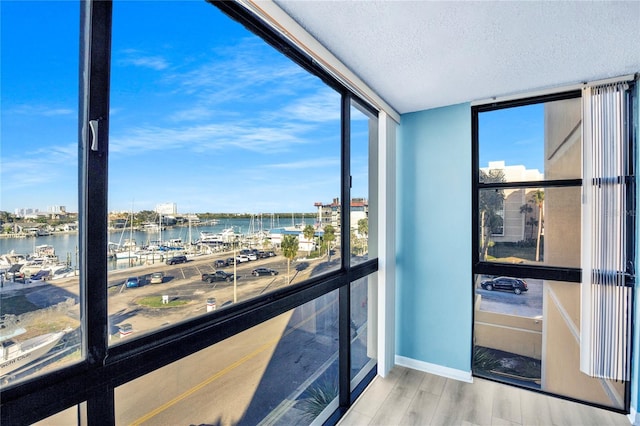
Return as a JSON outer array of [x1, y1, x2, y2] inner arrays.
[[1, 216, 315, 271]]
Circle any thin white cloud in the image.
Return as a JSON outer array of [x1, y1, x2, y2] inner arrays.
[[262, 157, 340, 170], [42, 108, 75, 117], [169, 107, 215, 122], [279, 89, 341, 123], [6, 104, 75, 117], [109, 119, 317, 156], [1, 143, 77, 193], [118, 49, 169, 70]]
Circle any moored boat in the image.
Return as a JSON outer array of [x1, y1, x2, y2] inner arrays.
[[0, 331, 66, 377]]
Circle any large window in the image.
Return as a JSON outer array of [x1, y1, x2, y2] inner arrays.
[[472, 86, 635, 411], [0, 0, 82, 385], [0, 1, 378, 424], [106, 1, 341, 343]]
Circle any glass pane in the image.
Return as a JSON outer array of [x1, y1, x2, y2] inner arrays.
[[1, 1, 81, 387], [478, 186, 580, 268], [115, 290, 339, 424], [32, 404, 84, 426], [474, 275, 625, 409], [350, 275, 376, 385], [108, 1, 341, 343], [478, 97, 581, 183], [350, 102, 376, 266]]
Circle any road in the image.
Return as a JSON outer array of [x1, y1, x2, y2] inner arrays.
[[6, 251, 362, 425], [116, 289, 343, 425], [475, 277, 543, 318]]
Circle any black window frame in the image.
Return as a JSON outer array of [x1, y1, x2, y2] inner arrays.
[[471, 85, 637, 413], [0, 1, 379, 423], [472, 90, 583, 283]]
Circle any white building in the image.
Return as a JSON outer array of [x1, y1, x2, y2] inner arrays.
[[155, 203, 177, 215]]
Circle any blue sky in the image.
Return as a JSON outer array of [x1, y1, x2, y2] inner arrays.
[[479, 103, 545, 174], [1, 1, 371, 215]]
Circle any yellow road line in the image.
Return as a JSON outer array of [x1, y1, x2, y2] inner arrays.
[[131, 298, 336, 425], [131, 337, 280, 425]]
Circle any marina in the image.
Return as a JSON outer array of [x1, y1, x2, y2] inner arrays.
[[0, 216, 316, 276]]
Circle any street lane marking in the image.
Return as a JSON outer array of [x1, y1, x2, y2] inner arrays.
[[131, 297, 335, 425]]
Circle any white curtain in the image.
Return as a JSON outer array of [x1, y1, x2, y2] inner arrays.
[[580, 81, 632, 381]]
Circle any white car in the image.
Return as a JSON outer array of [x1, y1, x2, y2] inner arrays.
[[247, 253, 258, 261], [236, 255, 250, 263]]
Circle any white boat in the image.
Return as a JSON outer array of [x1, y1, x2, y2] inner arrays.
[[198, 228, 239, 245], [114, 238, 138, 259], [49, 265, 77, 280], [0, 331, 65, 377], [114, 250, 139, 260]]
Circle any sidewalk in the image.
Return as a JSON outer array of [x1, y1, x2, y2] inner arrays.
[[0, 277, 51, 294]]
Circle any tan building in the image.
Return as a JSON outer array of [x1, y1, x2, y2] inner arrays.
[[542, 98, 625, 408], [480, 161, 543, 244]]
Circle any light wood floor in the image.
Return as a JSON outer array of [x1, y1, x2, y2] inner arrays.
[[338, 366, 631, 426]]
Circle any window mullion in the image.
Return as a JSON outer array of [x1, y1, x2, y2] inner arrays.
[[80, 0, 111, 366]]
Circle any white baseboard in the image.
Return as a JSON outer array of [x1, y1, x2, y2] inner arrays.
[[395, 355, 473, 383], [628, 406, 639, 425]]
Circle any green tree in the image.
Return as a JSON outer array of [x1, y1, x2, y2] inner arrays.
[[281, 234, 299, 284], [136, 210, 156, 225], [479, 169, 505, 260], [357, 218, 369, 255], [530, 189, 545, 262], [0, 211, 15, 224], [323, 224, 336, 262], [357, 218, 368, 237], [303, 224, 316, 256]]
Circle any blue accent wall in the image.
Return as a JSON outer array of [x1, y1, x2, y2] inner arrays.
[[396, 103, 472, 371]]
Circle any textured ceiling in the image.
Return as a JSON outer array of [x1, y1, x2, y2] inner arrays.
[[274, 1, 640, 114]]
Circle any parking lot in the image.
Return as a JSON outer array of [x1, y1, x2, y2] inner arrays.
[[104, 252, 329, 337], [475, 276, 543, 318]]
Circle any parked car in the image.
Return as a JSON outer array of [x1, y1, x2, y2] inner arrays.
[[480, 276, 528, 295], [214, 259, 228, 268], [226, 257, 236, 265], [257, 251, 268, 258], [166, 255, 188, 265], [246, 253, 258, 261], [201, 271, 234, 283], [236, 255, 250, 263], [149, 272, 164, 284], [251, 267, 278, 277], [125, 276, 140, 288], [266, 251, 276, 257]]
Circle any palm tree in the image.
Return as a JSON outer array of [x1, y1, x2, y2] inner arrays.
[[281, 234, 299, 284], [323, 225, 336, 262], [357, 218, 368, 254], [479, 169, 505, 260], [531, 189, 545, 262], [303, 224, 315, 256]]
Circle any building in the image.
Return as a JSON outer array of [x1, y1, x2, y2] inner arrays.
[[155, 203, 177, 215], [479, 161, 543, 244], [14, 208, 38, 218], [2, 2, 638, 425], [315, 198, 340, 228], [315, 198, 369, 233]]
